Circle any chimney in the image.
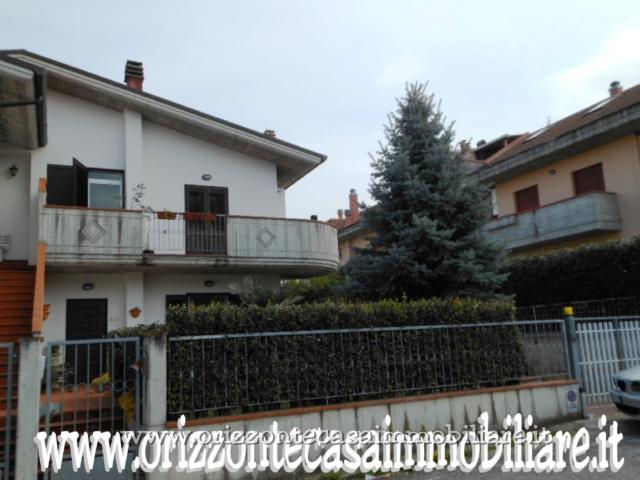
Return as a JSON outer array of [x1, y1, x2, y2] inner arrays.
[[124, 60, 144, 90], [310, 214, 318, 221], [348, 188, 360, 222], [264, 129, 277, 138], [337, 209, 344, 219], [609, 81, 623, 98]]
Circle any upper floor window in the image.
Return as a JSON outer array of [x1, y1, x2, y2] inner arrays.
[[88, 171, 124, 209], [47, 160, 124, 209], [514, 185, 540, 213], [573, 163, 605, 196]]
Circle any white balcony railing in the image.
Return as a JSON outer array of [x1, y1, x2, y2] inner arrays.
[[40, 204, 339, 272]]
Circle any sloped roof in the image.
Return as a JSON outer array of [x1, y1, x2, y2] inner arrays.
[[0, 49, 326, 188], [476, 83, 640, 183]]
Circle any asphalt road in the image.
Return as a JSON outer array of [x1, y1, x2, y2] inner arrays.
[[394, 408, 640, 479]]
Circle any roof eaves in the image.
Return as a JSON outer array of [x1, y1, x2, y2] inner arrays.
[[1, 49, 326, 161], [475, 102, 640, 184]]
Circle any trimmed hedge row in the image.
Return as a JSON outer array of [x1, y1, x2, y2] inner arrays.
[[161, 299, 528, 418], [504, 237, 640, 306], [165, 298, 515, 335]]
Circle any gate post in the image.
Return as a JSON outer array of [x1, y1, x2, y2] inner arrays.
[[563, 307, 588, 418], [15, 336, 44, 480], [142, 335, 168, 479]]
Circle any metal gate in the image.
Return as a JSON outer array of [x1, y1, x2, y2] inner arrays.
[[0, 343, 16, 480], [576, 316, 640, 404], [41, 337, 142, 478]]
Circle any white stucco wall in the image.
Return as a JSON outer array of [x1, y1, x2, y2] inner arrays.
[[42, 272, 280, 340], [43, 273, 127, 342], [0, 153, 30, 260], [28, 91, 128, 262], [141, 122, 286, 216], [24, 91, 287, 263]]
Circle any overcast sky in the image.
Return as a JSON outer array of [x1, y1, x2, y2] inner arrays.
[[3, 1, 640, 219]]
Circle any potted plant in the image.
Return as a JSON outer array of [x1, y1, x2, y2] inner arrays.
[[157, 210, 177, 220], [184, 212, 218, 222]]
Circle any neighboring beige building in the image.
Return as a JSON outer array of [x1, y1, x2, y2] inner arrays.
[[475, 81, 640, 255], [327, 189, 375, 264]]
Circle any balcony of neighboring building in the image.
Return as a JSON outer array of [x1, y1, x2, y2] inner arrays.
[[484, 191, 622, 252]]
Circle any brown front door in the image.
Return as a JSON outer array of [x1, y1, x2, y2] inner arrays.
[[66, 299, 108, 382]]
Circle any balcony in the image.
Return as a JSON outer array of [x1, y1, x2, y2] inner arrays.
[[485, 192, 622, 251], [39, 206, 339, 276]]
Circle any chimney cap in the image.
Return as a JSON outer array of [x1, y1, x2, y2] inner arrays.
[[264, 129, 276, 138], [124, 60, 144, 80], [609, 80, 623, 97], [349, 188, 357, 195]]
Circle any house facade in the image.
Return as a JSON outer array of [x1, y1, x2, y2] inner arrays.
[[0, 50, 338, 342], [475, 81, 640, 254], [327, 189, 374, 264]]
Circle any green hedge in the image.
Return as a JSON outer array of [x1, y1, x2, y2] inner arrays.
[[161, 299, 527, 419], [165, 298, 516, 334], [504, 237, 640, 306]]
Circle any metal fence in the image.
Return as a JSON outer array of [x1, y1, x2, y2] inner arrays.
[[144, 212, 226, 255], [167, 320, 568, 420], [576, 316, 640, 404], [516, 296, 640, 320], [0, 343, 16, 480], [40, 337, 142, 479]]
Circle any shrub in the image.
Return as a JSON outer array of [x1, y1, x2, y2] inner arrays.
[[287, 273, 343, 303], [504, 237, 640, 306], [165, 298, 515, 334], [164, 299, 527, 419]]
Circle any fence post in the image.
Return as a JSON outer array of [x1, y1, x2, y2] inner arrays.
[[142, 335, 168, 480], [15, 336, 44, 480], [563, 307, 588, 418], [611, 317, 625, 371]]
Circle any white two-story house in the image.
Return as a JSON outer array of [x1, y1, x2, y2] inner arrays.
[[0, 50, 338, 343]]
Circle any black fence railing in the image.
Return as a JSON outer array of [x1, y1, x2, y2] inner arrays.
[[144, 212, 226, 255], [167, 320, 568, 420]]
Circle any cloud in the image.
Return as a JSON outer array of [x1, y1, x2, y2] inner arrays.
[[542, 27, 640, 118]]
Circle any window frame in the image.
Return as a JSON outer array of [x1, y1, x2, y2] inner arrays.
[[572, 163, 605, 197], [88, 168, 125, 209], [514, 185, 540, 214]]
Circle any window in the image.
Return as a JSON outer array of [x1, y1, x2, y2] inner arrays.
[[490, 187, 498, 217], [88, 171, 124, 208], [46, 160, 125, 208], [573, 163, 605, 196], [514, 185, 540, 213]]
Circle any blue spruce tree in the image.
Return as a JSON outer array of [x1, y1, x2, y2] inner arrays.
[[342, 83, 506, 299]]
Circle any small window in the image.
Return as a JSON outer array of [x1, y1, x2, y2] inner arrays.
[[88, 171, 124, 209], [490, 187, 498, 217], [573, 163, 605, 196], [514, 185, 540, 213]]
